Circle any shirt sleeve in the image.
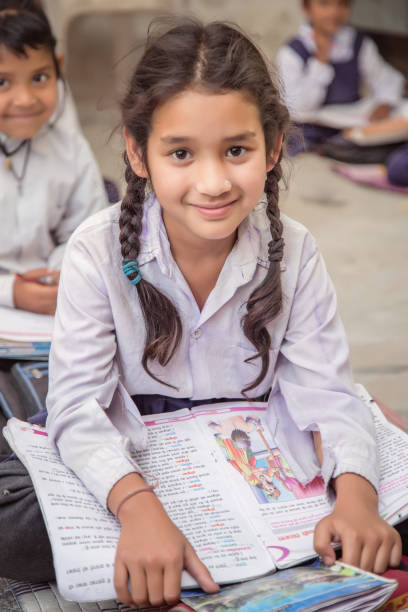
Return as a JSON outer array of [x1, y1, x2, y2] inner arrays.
[[46, 234, 145, 508], [275, 45, 335, 114], [47, 138, 108, 270], [268, 243, 379, 492], [359, 37, 405, 107], [0, 273, 16, 308]]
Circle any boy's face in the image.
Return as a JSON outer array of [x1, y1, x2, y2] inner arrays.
[[0, 44, 59, 139], [304, 0, 351, 36]]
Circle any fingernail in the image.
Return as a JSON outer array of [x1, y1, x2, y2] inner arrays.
[[323, 556, 333, 565]]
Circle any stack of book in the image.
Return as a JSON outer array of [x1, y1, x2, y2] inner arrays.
[[0, 306, 53, 360]]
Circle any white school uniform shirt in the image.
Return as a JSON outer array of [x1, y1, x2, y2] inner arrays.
[[0, 80, 108, 307], [46, 196, 379, 509], [276, 24, 405, 114]]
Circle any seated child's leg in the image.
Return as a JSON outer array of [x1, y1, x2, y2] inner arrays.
[[0, 459, 54, 582], [386, 144, 408, 187]]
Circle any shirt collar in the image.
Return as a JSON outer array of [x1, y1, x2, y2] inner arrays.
[[299, 23, 355, 61]]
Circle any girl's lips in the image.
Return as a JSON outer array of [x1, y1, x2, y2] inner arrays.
[[193, 200, 236, 218]]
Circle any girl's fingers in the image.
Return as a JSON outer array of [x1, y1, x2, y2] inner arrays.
[[389, 536, 403, 568], [359, 537, 381, 573], [184, 541, 219, 593], [145, 566, 164, 607], [128, 565, 149, 608], [163, 557, 183, 604], [373, 533, 402, 574], [313, 520, 336, 565], [113, 561, 134, 606], [340, 532, 363, 569]]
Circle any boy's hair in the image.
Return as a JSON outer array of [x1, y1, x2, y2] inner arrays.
[[0, 0, 60, 77], [120, 17, 289, 394], [302, 0, 352, 7]]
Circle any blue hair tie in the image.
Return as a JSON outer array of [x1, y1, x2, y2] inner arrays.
[[122, 260, 142, 285]]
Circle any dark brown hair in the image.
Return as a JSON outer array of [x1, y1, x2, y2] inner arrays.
[[120, 18, 289, 393], [0, 0, 60, 77]]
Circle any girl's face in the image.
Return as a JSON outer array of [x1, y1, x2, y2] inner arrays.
[[0, 44, 59, 139], [305, 0, 351, 36], [126, 88, 279, 252]]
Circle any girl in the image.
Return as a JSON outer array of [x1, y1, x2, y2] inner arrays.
[[0, 0, 107, 315], [0, 17, 403, 609], [276, 0, 405, 153]]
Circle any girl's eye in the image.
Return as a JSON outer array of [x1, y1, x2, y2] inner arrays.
[[227, 146, 246, 158], [33, 73, 48, 84], [0, 78, 9, 88], [171, 149, 191, 161]]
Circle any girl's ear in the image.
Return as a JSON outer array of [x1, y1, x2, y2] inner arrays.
[[56, 53, 64, 72], [266, 133, 284, 173], [123, 127, 149, 179]]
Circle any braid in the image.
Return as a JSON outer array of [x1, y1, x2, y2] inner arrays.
[[119, 156, 182, 388], [241, 158, 284, 394]]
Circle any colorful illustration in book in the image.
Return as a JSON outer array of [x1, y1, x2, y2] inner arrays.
[[184, 561, 390, 611], [208, 415, 324, 504]]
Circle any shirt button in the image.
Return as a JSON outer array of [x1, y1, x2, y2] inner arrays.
[[191, 328, 202, 339]]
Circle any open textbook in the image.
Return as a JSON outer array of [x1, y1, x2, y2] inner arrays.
[[3, 386, 408, 603], [0, 305, 53, 359], [293, 98, 408, 139]]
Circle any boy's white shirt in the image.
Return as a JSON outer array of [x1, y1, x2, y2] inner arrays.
[[0, 80, 108, 307], [276, 24, 405, 114], [46, 197, 379, 509]]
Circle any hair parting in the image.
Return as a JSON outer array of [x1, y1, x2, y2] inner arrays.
[[119, 17, 289, 392]]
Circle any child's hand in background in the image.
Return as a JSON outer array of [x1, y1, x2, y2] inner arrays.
[[13, 268, 60, 315], [369, 103, 394, 122], [314, 473, 401, 574], [109, 474, 219, 607]]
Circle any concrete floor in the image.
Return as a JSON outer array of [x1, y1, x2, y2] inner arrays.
[[66, 13, 408, 417]]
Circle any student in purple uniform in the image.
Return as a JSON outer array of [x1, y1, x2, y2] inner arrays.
[[276, 0, 405, 154]]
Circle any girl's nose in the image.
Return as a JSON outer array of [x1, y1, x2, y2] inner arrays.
[[195, 164, 232, 197]]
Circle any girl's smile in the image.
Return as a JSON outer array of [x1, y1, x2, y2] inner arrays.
[[126, 88, 276, 254]]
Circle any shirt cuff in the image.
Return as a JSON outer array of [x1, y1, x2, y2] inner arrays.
[[0, 274, 16, 308], [307, 58, 335, 84], [328, 456, 379, 494], [81, 443, 143, 509]]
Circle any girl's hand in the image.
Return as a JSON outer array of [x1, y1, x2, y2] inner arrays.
[[109, 475, 219, 607], [314, 473, 401, 574], [13, 268, 60, 314]]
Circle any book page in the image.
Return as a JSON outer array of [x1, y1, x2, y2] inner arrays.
[[370, 404, 408, 525], [4, 420, 119, 602], [134, 410, 275, 583], [0, 305, 53, 342], [191, 404, 333, 569]]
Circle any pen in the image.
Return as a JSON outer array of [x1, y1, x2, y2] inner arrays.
[[16, 273, 56, 286]]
